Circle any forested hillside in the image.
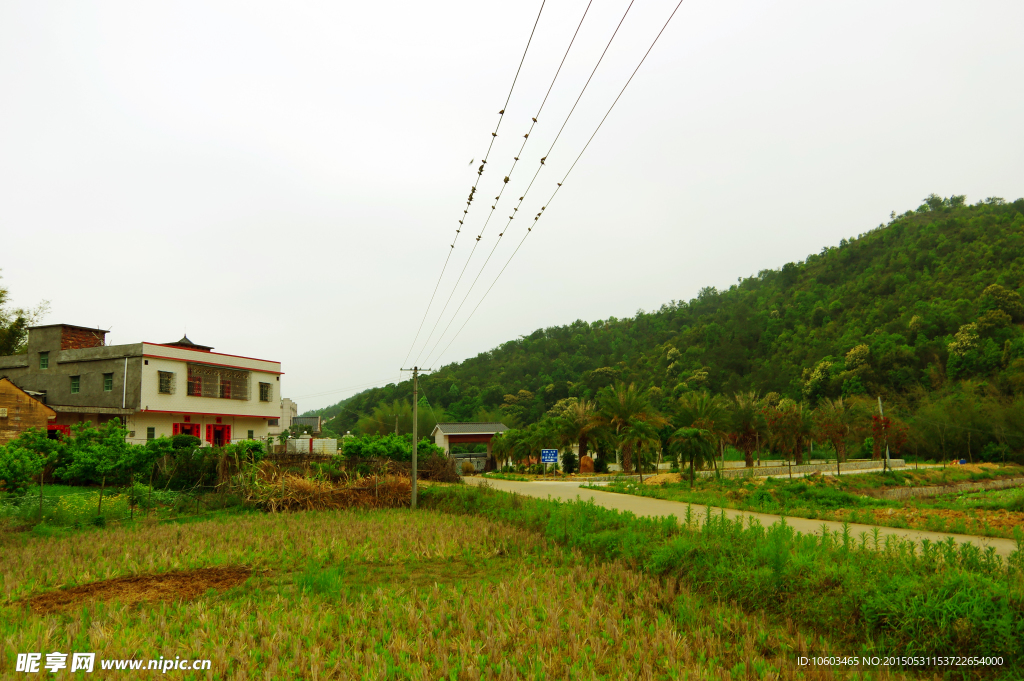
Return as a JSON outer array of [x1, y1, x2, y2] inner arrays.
[[319, 195, 1024, 458]]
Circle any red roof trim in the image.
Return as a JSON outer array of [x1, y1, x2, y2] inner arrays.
[[143, 342, 280, 365], [140, 409, 279, 419], [142, 353, 284, 375]]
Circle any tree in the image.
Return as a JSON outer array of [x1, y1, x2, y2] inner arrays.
[[728, 391, 762, 467], [814, 397, 860, 462], [554, 398, 600, 462], [596, 382, 667, 475], [0, 428, 60, 495], [55, 419, 135, 515], [619, 418, 662, 482], [0, 271, 50, 355], [669, 427, 716, 488], [677, 391, 729, 469]]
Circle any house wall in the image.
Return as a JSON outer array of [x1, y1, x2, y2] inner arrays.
[[138, 355, 280, 419], [0, 343, 145, 410], [128, 411, 272, 445], [0, 328, 281, 445], [0, 379, 55, 444]]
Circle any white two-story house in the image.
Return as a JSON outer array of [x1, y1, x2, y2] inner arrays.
[[0, 324, 282, 445]]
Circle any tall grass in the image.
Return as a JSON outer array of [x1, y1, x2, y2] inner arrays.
[[422, 484, 1024, 678], [0, 509, 911, 679]]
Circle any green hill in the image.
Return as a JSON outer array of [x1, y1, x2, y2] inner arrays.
[[322, 194, 1024, 456]]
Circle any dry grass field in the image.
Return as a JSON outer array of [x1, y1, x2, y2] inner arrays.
[[0, 509, 922, 680]]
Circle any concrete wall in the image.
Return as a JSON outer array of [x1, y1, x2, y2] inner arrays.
[[127, 411, 272, 445], [0, 342, 145, 410], [696, 459, 907, 479], [138, 354, 280, 419], [875, 476, 1024, 500]]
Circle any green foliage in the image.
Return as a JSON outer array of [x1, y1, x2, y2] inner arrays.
[[171, 434, 201, 450], [226, 439, 266, 463], [54, 420, 134, 485], [340, 433, 443, 461], [0, 428, 51, 495], [560, 448, 578, 474], [318, 196, 1024, 464], [0, 270, 49, 355]]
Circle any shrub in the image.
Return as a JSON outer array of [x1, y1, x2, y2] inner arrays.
[[561, 449, 578, 475], [0, 440, 43, 495], [172, 434, 202, 450], [460, 461, 475, 476]]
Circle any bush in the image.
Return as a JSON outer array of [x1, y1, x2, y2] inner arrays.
[[0, 440, 43, 495], [227, 439, 266, 463], [561, 449, 578, 475], [171, 434, 201, 450], [126, 483, 156, 509], [461, 461, 475, 475], [341, 433, 444, 462]]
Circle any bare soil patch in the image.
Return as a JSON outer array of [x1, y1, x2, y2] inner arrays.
[[27, 566, 251, 614], [643, 473, 683, 485]]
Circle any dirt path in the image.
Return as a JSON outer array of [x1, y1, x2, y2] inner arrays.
[[465, 477, 1021, 558]]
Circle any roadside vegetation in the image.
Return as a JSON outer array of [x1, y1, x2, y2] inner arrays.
[[424, 484, 1024, 679], [588, 464, 1024, 539]]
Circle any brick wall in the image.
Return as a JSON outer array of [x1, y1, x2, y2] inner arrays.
[[0, 379, 54, 445], [60, 326, 106, 350]]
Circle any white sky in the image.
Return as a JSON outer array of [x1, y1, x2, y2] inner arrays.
[[2, 1, 1022, 412]]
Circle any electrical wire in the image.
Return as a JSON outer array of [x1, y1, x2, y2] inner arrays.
[[402, 0, 547, 368], [418, 0, 637, 366], [411, 0, 596, 366], [291, 377, 404, 401], [427, 0, 687, 368]]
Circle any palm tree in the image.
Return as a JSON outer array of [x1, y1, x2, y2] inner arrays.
[[556, 399, 601, 462], [491, 430, 515, 469], [619, 419, 662, 482], [596, 382, 667, 475], [677, 391, 729, 470], [814, 397, 863, 467], [669, 427, 716, 488], [729, 391, 762, 468]]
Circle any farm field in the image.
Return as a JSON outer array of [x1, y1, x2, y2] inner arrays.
[[590, 464, 1024, 540], [0, 503, 926, 681]]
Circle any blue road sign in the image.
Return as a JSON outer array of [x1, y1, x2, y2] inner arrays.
[[541, 449, 558, 464]]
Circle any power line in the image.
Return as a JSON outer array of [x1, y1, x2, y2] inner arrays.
[[402, 0, 547, 368], [291, 377, 404, 401], [427, 0, 687, 368], [419, 0, 638, 366], [412, 0, 597, 366]]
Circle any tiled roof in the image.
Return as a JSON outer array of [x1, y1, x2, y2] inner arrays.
[[433, 422, 509, 434]]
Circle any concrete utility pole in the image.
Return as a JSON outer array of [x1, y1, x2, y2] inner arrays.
[[401, 366, 429, 509]]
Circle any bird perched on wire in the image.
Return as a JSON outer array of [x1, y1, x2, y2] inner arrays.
[[468, 158, 474, 166]]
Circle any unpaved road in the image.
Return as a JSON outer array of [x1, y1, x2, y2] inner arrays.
[[464, 476, 1021, 558]]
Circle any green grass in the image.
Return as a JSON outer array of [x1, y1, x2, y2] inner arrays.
[[925, 486, 1024, 513], [480, 471, 531, 482]]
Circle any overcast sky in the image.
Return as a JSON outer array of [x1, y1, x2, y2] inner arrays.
[[2, 1, 1022, 412]]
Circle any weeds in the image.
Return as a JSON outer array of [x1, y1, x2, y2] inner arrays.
[[0, 509, 904, 680], [422, 484, 1024, 678]]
